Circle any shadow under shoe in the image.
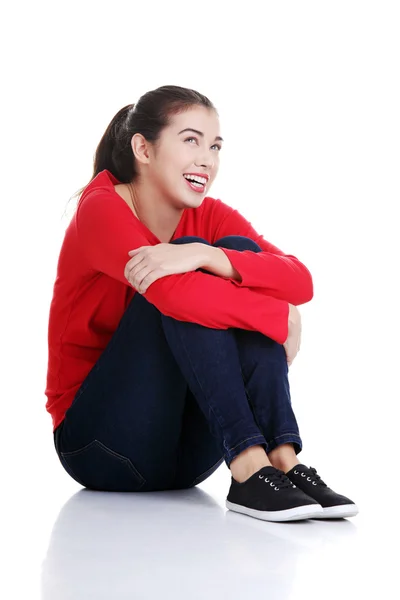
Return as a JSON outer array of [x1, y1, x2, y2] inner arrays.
[[226, 466, 323, 523]]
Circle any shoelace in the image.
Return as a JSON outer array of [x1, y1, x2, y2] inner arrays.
[[258, 469, 295, 491], [295, 466, 327, 487], [309, 467, 327, 487]]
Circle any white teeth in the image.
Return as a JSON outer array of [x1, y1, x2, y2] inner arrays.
[[183, 174, 207, 185]]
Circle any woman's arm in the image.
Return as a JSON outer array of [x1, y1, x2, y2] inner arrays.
[[208, 198, 314, 305], [76, 191, 290, 344]]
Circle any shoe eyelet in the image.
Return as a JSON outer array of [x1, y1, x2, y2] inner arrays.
[[258, 475, 264, 479], [307, 477, 312, 481], [275, 487, 279, 491], [265, 478, 269, 483], [294, 470, 299, 474], [312, 481, 317, 485], [293, 485, 296, 488], [270, 482, 274, 487], [301, 473, 306, 477]]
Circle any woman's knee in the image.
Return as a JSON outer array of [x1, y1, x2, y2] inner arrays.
[[214, 235, 262, 253], [172, 235, 262, 253], [170, 236, 211, 246]]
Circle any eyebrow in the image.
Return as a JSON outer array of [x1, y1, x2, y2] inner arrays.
[[178, 128, 224, 142]]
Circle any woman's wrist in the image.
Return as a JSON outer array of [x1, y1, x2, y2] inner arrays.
[[198, 244, 242, 282]]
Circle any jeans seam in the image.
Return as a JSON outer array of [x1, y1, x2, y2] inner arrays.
[[266, 433, 302, 453], [271, 433, 302, 440], [228, 434, 266, 452], [173, 325, 227, 437]]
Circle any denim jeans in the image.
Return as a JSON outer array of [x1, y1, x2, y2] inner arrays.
[[53, 235, 302, 493]]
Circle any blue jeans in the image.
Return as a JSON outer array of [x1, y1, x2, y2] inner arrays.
[[53, 235, 302, 492]]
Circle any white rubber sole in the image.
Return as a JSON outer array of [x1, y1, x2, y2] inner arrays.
[[311, 503, 359, 519], [226, 500, 324, 522]]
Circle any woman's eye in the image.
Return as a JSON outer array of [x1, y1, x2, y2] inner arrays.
[[185, 137, 221, 151]]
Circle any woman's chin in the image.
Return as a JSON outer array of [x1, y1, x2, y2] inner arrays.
[[178, 191, 206, 208]]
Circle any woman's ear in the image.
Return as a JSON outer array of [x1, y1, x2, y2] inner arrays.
[[131, 133, 151, 164]]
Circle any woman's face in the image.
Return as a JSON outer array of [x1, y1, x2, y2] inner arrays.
[[139, 106, 223, 209]]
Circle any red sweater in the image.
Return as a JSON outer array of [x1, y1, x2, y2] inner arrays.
[[45, 169, 313, 431]]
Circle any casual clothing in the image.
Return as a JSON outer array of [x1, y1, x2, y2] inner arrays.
[[54, 235, 303, 492], [45, 169, 313, 432]]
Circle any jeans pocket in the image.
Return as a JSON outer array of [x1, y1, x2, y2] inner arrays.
[[60, 439, 146, 492]]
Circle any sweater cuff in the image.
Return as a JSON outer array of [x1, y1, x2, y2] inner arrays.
[[272, 301, 289, 345]]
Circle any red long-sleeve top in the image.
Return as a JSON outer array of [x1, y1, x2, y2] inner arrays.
[[45, 169, 313, 431]]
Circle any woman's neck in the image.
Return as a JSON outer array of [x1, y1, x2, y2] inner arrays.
[[116, 180, 184, 243]]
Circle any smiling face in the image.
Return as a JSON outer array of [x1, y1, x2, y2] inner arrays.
[[132, 105, 223, 209]]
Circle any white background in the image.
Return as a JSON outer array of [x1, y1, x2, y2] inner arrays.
[[2, 1, 399, 598]]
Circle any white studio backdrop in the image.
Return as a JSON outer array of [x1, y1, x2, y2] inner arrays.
[[1, 1, 399, 598]]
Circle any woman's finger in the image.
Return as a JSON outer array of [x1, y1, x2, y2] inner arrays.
[[126, 253, 146, 273], [139, 268, 163, 293]]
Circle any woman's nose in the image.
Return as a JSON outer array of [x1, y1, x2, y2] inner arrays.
[[195, 153, 214, 170]]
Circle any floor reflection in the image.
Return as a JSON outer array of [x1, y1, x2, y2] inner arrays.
[[41, 487, 357, 599]]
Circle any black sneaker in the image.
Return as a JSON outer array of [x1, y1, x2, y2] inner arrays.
[[285, 464, 359, 518], [226, 466, 323, 522]]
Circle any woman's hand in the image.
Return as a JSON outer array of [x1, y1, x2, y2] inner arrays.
[[124, 243, 204, 294], [283, 304, 302, 367]]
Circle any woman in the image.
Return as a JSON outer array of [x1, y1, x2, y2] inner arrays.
[[46, 84, 358, 522]]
